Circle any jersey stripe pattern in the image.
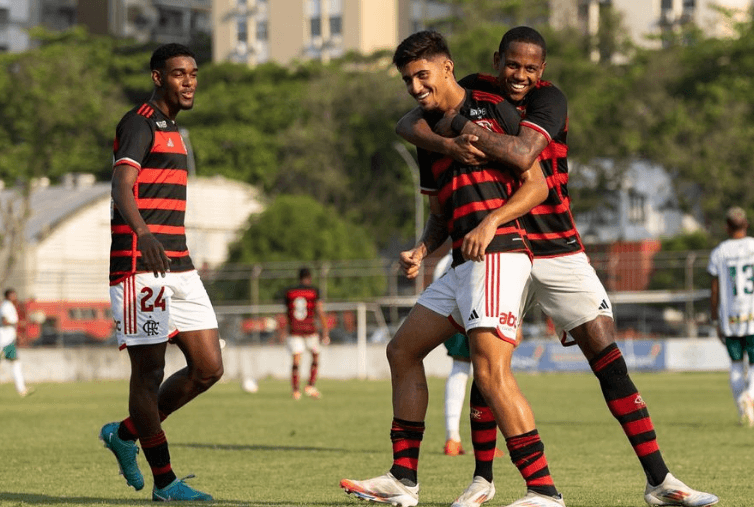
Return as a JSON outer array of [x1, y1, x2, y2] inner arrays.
[[707, 236, 754, 337], [110, 102, 194, 284], [285, 284, 320, 335], [418, 89, 529, 267], [458, 73, 584, 258]]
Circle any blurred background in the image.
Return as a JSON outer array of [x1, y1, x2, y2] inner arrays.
[[0, 0, 749, 355]]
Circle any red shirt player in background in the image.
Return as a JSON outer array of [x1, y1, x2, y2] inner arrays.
[[283, 267, 329, 400]]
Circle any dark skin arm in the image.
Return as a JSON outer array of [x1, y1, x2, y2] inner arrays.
[[710, 276, 723, 342], [396, 107, 488, 166], [397, 107, 549, 175], [112, 164, 171, 276]]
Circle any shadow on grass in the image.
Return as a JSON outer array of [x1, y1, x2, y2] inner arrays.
[[172, 442, 380, 453], [0, 492, 363, 506]]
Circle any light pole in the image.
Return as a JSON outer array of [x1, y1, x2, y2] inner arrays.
[[394, 142, 424, 294]]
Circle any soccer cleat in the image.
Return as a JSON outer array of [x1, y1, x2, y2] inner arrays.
[[152, 476, 213, 501], [19, 387, 35, 397], [737, 393, 754, 427], [451, 476, 495, 507], [644, 473, 719, 506], [292, 390, 302, 400], [444, 439, 466, 456], [99, 421, 144, 491], [340, 472, 419, 506], [503, 491, 565, 507], [304, 385, 321, 399]]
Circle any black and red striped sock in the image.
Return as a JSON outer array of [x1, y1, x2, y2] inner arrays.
[[590, 343, 669, 486], [309, 357, 318, 386], [292, 364, 300, 392], [119, 412, 170, 442], [141, 430, 177, 490], [469, 381, 496, 482], [506, 430, 559, 498], [389, 418, 424, 485], [118, 417, 139, 441]]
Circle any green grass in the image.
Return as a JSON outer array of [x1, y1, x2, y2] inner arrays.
[[0, 372, 751, 506]]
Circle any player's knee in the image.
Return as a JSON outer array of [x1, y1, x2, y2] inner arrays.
[[194, 359, 223, 390]]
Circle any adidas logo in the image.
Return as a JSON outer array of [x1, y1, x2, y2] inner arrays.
[[167, 138, 174, 147], [598, 299, 609, 310], [470, 408, 482, 420], [468, 309, 480, 321]]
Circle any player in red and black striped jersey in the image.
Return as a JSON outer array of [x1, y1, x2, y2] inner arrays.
[[396, 26, 717, 507], [283, 267, 329, 400], [99, 44, 219, 502], [341, 30, 564, 507]]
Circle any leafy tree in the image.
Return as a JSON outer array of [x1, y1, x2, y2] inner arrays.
[[212, 194, 384, 303]]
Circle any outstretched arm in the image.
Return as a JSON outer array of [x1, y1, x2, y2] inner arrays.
[[396, 107, 488, 166], [462, 160, 548, 262]]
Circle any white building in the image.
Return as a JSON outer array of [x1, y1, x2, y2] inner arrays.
[[1, 174, 263, 302]]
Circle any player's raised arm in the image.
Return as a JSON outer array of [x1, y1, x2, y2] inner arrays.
[[396, 107, 488, 166]]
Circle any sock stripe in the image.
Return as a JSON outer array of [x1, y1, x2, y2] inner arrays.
[[624, 417, 656, 437], [591, 345, 622, 372], [151, 464, 172, 475], [607, 393, 647, 416], [141, 431, 167, 448]]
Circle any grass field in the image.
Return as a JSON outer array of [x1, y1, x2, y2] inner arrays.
[[0, 372, 751, 507]]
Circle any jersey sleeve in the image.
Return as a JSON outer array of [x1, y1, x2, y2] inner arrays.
[[417, 147, 439, 195], [521, 85, 567, 143], [113, 114, 153, 171], [493, 100, 522, 136], [707, 248, 719, 276]]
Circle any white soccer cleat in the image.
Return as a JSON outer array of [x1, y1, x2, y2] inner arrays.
[[340, 472, 419, 506], [737, 393, 754, 427], [451, 476, 495, 507], [644, 473, 719, 506], [503, 491, 565, 507]]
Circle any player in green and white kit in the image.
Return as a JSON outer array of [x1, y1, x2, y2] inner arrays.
[[0, 289, 31, 397], [708, 206, 754, 426]]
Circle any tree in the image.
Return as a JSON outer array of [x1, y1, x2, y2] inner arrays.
[[0, 27, 128, 286], [212, 194, 384, 303]]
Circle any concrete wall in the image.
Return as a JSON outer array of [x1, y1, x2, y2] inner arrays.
[[0, 338, 730, 385]]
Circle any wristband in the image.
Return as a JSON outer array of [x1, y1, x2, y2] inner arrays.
[[451, 114, 470, 134]]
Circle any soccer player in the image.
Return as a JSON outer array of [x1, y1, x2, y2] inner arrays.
[[340, 30, 565, 507], [0, 289, 31, 397], [708, 206, 754, 427], [283, 267, 329, 400], [396, 25, 717, 507], [99, 43, 222, 502]]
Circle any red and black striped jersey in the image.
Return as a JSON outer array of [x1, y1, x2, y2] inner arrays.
[[284, 284, 320, 335], [458, 74, 584, 258], [417, 89, 530, 267], [109, 102, 194, 284]]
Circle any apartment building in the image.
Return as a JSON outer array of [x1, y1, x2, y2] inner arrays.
[[212, 0, 451, 66], [554, 0, 752, 52], [0, 0, 77, 52]]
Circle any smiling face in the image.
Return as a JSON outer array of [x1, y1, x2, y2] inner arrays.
[[152, 55, 198, 118], [399, 55, 455, 112], [493, 40, 545, 103]]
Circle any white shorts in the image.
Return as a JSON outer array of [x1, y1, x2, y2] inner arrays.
[[287, 333, 321, 355], [110, 270, 218, 348], [522, 252, 613, 346], [417, 252, 532, 345]]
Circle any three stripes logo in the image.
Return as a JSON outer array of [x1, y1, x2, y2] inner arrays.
[[468, 309, 480, 321], [598, 299, 610, 310]]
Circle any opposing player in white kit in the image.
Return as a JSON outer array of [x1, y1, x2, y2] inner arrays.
[[708, 206, 754, 427], [0, 289, 31, 397], [397, 25, 717, 507], [98, 43, 222, 502]]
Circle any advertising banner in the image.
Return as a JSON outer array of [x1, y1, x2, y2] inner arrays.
[[512, 340, 665, 372]]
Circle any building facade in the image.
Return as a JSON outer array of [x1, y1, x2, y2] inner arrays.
[[211, 0, 452, 66]]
